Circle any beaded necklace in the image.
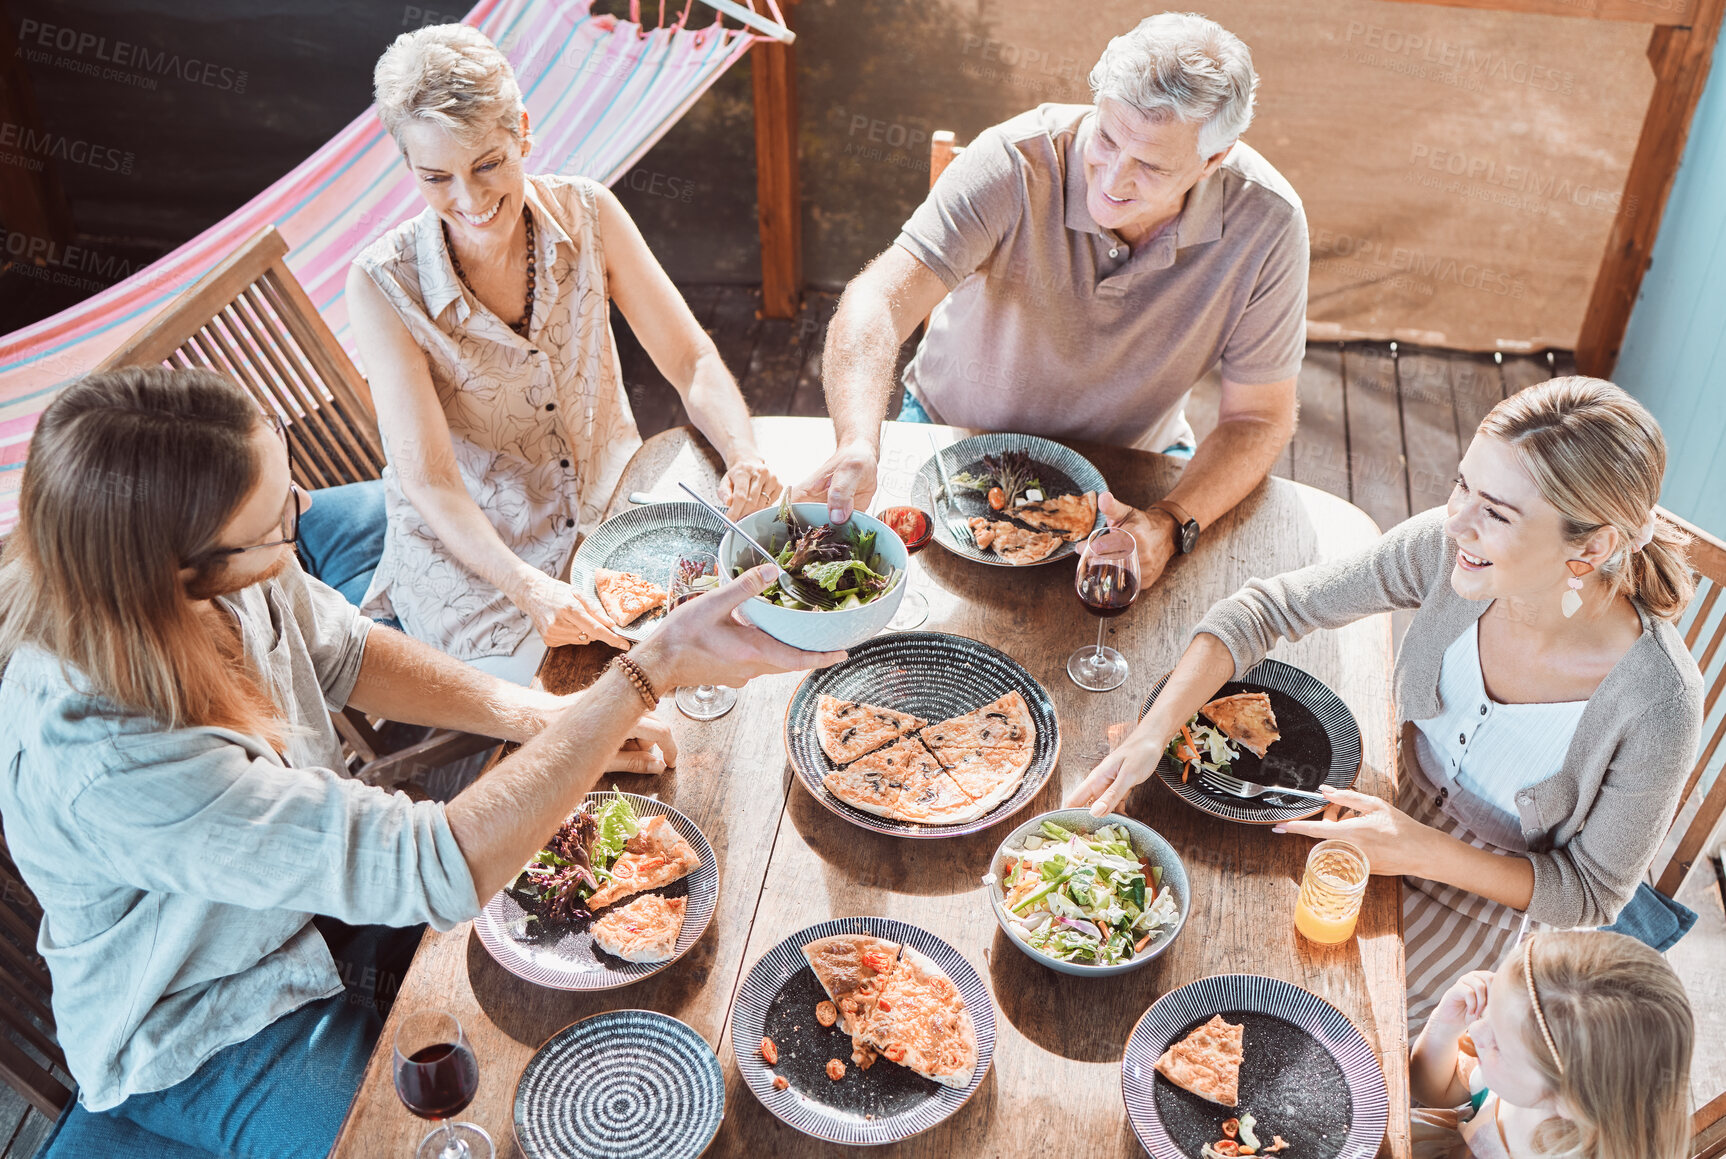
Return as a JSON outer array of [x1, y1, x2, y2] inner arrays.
[[443, 208, 536, 338]]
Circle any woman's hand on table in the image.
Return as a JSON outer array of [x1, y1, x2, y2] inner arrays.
[[1272, 787, 1441, 878], [719, 457, 782, 521], [793, 440, 878, 524], [1067, 719, 1174, 816], [631, 564, 847, 690], [522, 574, 632, 650], [1099, 491, 1177, 589]]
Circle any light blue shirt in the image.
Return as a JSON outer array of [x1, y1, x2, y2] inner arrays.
[[0, 561, 479, 1111]]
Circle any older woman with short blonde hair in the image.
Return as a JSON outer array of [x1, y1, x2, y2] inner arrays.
[[344, 24, 780, 682]]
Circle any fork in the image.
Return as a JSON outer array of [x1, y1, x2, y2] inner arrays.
[[675, 483, 839, 609], [927, 434, 976, 547], [1198, 769, 1329, 804]]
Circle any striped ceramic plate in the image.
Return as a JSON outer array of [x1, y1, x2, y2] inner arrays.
[[1122, 974, 1389, 1159], [784, 632, 1061, 838], [1140, 658, 1362, 825], [570, 501, 725, 642], [474, 792, 717, 990], [514, 1009, 723, 1159], [912, 432, 1107, 566], [731, 917, 996, 1145]]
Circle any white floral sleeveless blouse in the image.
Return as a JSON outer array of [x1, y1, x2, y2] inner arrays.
[[355, 175, 641, 661]]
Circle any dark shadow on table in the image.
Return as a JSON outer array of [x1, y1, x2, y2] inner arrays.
[[985, 925, 1177, 1064], [464, 922, 725, 1051], [786, 759, 1068, 898]]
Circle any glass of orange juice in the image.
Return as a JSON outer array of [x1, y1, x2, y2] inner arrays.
[[1294, 839, 1370, 945]]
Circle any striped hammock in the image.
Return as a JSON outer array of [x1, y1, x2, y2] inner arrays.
[[0, 0, 768, 532]]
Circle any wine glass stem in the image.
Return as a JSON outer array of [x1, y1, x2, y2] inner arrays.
[[442, 1122, 463, 1158], [1093, 615, 1107, 662]]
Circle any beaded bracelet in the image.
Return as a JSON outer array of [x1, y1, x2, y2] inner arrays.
[[612, 654, 660, 709]]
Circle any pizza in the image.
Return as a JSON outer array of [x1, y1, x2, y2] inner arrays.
[[1199, 692, 1282, 758], [1154, 1014, 1244, 1106], [856, 945, 979, 1089], [593, 568, 667, 626], [586, 815, 703, 910], [816, 695, 928, 764], [888, 762, 982, 825], [800, 935, 978, 1091], [822, 736, 948, 819], [590, 893, 685, 963], [967, 518, 1063, 565], [920, 691, 1035, 758], [933, 747, 1029, 817], [1011, 491, 1098, 542]]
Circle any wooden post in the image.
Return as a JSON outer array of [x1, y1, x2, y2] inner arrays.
[[1577, 0, 1726, 376], [751, 0, 801, 319]]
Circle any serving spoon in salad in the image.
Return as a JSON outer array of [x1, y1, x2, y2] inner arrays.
[[675, 483, 841, 609]]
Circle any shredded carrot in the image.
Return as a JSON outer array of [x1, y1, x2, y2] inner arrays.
[[1134, 932, 1154, 953]]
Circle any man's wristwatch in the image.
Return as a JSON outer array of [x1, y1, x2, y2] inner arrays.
[[1151, 499, 1201, 554]]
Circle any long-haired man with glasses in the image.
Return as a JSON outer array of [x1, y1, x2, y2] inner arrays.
[[0, 367, 843, 1159]]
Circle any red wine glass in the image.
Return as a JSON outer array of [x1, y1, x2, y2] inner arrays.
[[877, 504, 931, 631], [393, 1009, 491, 1159], [1067, 526, 1140, 691], [668, 550, 737, 720]]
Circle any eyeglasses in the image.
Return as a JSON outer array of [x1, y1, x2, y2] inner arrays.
[[208, 414, 301, 558]]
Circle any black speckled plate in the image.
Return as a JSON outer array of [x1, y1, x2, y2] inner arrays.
[[514, 1009, 722, 1159], [1122, 974, 1389, 1159], [474, 792, 716, 990], [912, 432, 1106, 566], [1140, 658, 1362, 825], [570, 502, 725, 642], [731, 917, 996, 1145], [785, 632, 1061, 838]]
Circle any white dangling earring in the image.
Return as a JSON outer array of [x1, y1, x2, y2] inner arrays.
[[1561, 560, 1592, 618]]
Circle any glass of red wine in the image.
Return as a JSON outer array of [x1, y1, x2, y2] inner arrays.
[[877, 504, 932, 631], [1067, 526, 1140, 692], [668, 550, 737, 720], [393, 1009, 491, 1159]]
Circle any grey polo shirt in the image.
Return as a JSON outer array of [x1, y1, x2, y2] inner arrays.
[[0, 559, 479, 1110], [897, 103, 1308, 450]]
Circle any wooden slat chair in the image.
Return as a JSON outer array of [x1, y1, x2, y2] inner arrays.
[[0, 835, 70, 1119], [94, 225, 494, 789]]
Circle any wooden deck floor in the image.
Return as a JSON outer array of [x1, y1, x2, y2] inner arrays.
[[4, 286, 1716, 1155]]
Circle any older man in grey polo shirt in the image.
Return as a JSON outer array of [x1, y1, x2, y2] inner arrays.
[[801, 13, 1306, 586]]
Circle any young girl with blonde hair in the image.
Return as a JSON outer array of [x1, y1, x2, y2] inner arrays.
[[1410, 930, 1694, 1159]]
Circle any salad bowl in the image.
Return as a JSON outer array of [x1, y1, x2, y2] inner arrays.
[[718, 502, 907, 652], [986, 809, 1190, 978]]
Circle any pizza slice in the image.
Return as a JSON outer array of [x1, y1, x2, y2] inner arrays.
[[590, 893, 686, 963], [934, 747, 1028, 817], [586, 815, 703, 910], [593, 568, 668, 626], [967, 519, 1063, 564], [857, 945, 978, 1090], [889, 764, 981, 826], [1154, 1014, 1244, 1106], [822, 736, 943, 819], [815, 695, 928, 765], [1011, 491, 1098, 542], [802, 933, 903, 1060], [921, 691, 1036, 761], [1199, 691, 1282, 758]]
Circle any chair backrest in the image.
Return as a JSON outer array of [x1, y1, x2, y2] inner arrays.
[[0, 834, 70, 1116], [95, 225, 386, 491], [1656, 506, 1726, 898]]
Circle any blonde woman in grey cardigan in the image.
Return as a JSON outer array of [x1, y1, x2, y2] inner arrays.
[[1071, 377, 1703, 1026]]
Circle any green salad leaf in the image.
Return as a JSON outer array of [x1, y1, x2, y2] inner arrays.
[[589, 794, 639, 869]]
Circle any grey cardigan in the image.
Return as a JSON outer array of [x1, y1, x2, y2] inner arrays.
[[1192, 507, 1703, 928]]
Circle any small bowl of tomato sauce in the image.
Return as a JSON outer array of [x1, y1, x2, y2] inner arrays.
[[876, 505, 933, 554]]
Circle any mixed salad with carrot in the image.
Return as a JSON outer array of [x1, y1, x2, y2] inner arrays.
[[997, 820, 1179, 967], [1165, 713, 1241, 784]]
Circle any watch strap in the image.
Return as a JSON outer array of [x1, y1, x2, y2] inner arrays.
[[1151, 499, 1195, 530]]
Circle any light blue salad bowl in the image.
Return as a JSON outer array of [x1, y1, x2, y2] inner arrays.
[[987, 808, 1190, 978], [717, 502, 908, 653]]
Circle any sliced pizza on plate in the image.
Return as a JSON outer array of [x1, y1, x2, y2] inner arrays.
[[802, 933, 902, 1068], [590, 893, 686, 963], [815, 695, 929, 764], [1199, 692, 1282, 758], [857, 945, 979, 1090], [920, 691, 1035, 760], [966, 519, 1064, 565], [1011, 491, 1098, 542], [593, 568, 668, 626], [586, 815, 703, 910], [822, 736, 945, 819], [1154, 1014, 1244, 1106]]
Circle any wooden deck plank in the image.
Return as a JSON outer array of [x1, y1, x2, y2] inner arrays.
[[3, 1108, 51, 1159], [786, 292, 838, 418], [1341, 342, 1409, 534], [1397, 347, 1463, 515], [706, 284, 768, 412], [1290, 343, 1350, 499]]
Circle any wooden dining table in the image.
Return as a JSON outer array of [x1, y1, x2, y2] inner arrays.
[[330, 416, 1410, 1159]]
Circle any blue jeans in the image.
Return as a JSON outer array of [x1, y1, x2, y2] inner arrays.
[[296, 479, 387, 610], [42, 921, 423, 1159], [894, 391, 1197, 460]]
